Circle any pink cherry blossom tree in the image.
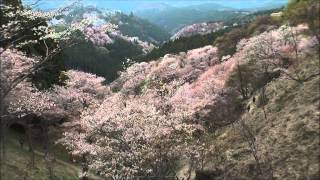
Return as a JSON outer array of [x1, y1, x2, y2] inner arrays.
[[237, 24, 319, 83], [0, 1, 115, 176], [84, 23, 117, 46]]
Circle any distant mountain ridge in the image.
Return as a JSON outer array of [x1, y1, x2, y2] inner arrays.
[[135, 3, 248, 33]]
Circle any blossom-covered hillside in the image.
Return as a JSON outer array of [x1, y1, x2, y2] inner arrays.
[[171, 22, 225, 40], [1, 0, 319, 179], [58, 23, 318, 178]]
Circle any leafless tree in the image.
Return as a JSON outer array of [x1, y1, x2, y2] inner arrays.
[[238, 120, 274, 179]]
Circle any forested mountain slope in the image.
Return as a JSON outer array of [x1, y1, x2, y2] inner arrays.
[[60, 5, 170, 44], [106, 12, 171, 44], [51, 5, 171, 83]]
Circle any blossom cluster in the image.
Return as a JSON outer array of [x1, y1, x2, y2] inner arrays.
[[236, 24, 314, 66], [6, 69, 108, 119], [0, 48, 37, 83], [84, 23, 117, 46], [8, 82, 57, 115], [0, 49, 55, 115], [52, 70, 108, 117], [0, 46, 107, 118]]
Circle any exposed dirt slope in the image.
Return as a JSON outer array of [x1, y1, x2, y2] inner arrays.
[[198, 52, 320, 179]]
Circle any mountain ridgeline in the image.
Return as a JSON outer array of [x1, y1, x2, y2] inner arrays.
[[136, 6, 248, 33]]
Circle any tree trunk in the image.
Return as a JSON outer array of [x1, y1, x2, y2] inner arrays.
[[0, 117, 3, 180], [81, 154, 89, 180], [237, 63, 248, 100], [0, 86, 4, 180], [240, 121, 263, 176], [26, 126, 35, 168]]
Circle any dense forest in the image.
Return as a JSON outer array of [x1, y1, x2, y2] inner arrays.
[[0, 0, 319, 179]]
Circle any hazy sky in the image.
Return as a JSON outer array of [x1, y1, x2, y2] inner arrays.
[[22, 0, 288, 12]]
